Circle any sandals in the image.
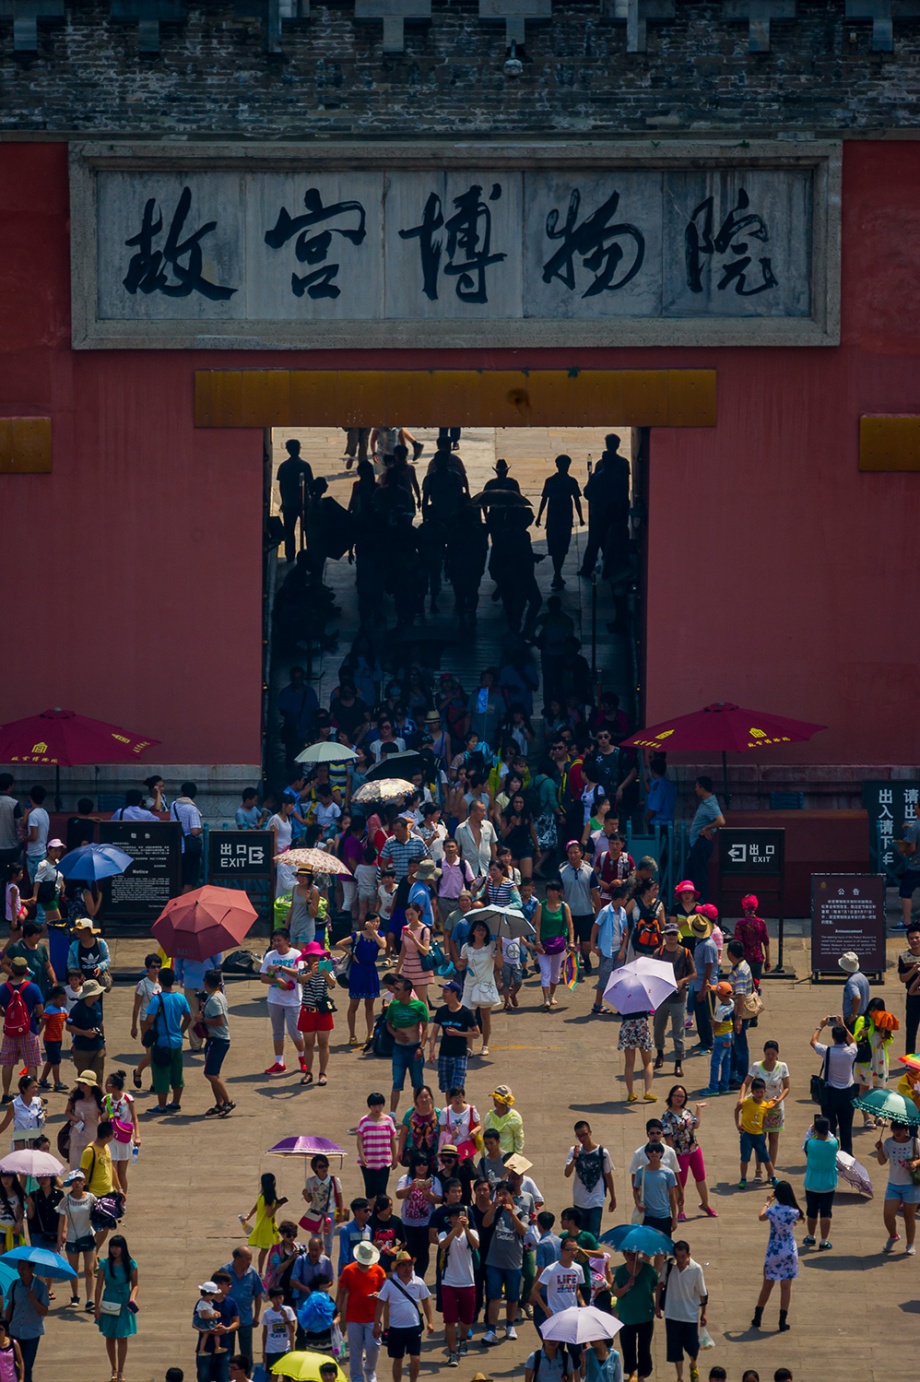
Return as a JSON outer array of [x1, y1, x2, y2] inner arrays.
[[205, 1105, 222, 1117], [318, 1075, 328, 1086], [300, 1072, 313, 1085], [218, 1102, 236, 1118], [132, 1069, 142, 1090]]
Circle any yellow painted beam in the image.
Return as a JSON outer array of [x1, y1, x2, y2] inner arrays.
[[0, 418, 52, 474], [195, 369, 716, 429], [859, 416, 920, 472]]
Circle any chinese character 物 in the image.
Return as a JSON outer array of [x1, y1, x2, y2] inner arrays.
[[265, 188, 367, 299], [400, 183, 506, 305], [123, 186, 237, 300], [684, 187, 778, 297], [542, 189, 645, 297]]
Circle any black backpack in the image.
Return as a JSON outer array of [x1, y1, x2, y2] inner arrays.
[[371, 1011, 395, 1059]]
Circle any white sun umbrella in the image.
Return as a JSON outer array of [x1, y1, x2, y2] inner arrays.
[[603, 956, 677, 1014], [466, 906, 532, 940], [353, 778, 416, 805], [540, 1305, 622, 1345], [295, 742, 358, 765]]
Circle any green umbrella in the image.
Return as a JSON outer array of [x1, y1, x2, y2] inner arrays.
[[853, 1089, 920, 1125]]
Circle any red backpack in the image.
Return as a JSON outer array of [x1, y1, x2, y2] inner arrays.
[[2, 982, 31, 1037]]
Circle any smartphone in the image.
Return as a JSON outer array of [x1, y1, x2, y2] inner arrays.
[[127, 1301, 139, 1314]]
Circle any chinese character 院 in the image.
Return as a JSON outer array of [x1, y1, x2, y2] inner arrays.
[[684, 187, 777, 297], [542, 189, 645, 297], [123, 186, 237, 301], [399, 183, 506, 305], [265, 189, 367, 299]]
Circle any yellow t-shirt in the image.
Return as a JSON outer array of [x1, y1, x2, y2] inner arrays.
[[80, 1142, 114, 1196], [739, 1096, 775, 1136], [712, 1000, 734, 1037]]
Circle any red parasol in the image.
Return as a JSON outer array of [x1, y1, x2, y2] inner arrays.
[[152, 885, 258, 961], [622, 701, 826, 800], [0, 707, 160, 810], [0, 707, 159, 766]]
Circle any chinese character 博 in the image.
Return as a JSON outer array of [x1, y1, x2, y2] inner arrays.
[[400, 183, 506, 305]]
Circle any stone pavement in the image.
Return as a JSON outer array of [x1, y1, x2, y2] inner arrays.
[[36, 932, 918, 1382], [268, 425, 636, 718]]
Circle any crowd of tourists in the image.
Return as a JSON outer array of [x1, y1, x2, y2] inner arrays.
[[2, 659, 920, 1382]]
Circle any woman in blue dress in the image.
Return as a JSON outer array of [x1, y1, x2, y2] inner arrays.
[[751, 1181, 801, 1334], [94, 1233, 138, 1382], [338, 913, 386, 1045]]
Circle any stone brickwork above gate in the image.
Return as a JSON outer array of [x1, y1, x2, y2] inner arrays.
[[1, 1, 918, 134]]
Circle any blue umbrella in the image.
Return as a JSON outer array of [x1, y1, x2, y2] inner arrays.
[[57, 843, 134, 883], [0, 1246, 76, 1280], [599, 1223, 674, 1256]]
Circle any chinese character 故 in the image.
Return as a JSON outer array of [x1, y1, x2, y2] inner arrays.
[[123, 186, 237, 300]]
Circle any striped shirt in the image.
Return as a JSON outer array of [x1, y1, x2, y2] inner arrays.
[[170, 799, 202, 852], [729, 959, 754, 997], [378, 835, 427, 880], [357, 1114, 397, 1169]]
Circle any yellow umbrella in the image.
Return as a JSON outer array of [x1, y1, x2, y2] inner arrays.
[[269, 1354, 347, 1382]]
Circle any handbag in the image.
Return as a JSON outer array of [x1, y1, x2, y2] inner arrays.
[[810, 1047, 831, 1106], [99, 1299, 123, 1316], [419, 928, 435, 972], [105, 1098, 133, 1145], [335, 951, 355, 989], [56, 1122, 71, 1160], [91, 1193, 125, 1230], [542, 935, 567, 955], [739, 990, 765, 1020], [146, 996, 173, 1063]]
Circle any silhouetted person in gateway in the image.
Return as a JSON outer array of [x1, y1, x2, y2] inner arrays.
[[277, 439, 314, 562], [536, 453, 584, 589], [580, 435, 630, 577]]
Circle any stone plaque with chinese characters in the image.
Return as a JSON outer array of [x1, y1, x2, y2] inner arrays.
[[70, 142, 840, 348]]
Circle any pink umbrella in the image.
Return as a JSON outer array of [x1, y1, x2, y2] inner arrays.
[[266, 1136, 347, 1158], [266, 1136, 347, 1181]]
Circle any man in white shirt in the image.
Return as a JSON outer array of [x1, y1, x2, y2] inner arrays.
[[454, 800, 497, 879], [111, 790, 159, 822], [437, 1204, 479, 1366], [373, 1250, 433, 1382], [563, 1121, 616, 1240], [629, 1120, 680, 1178], [24, 785, 50, 881], [532, 1233, 589, 1317], [657, 1239, 707, 1382], [259, 928, 306, 1077]]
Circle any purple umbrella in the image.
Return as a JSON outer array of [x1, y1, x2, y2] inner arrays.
[[266, 1136, 347, 1158]]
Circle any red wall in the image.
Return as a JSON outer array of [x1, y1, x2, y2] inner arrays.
[[1, 142, 918, 766]]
